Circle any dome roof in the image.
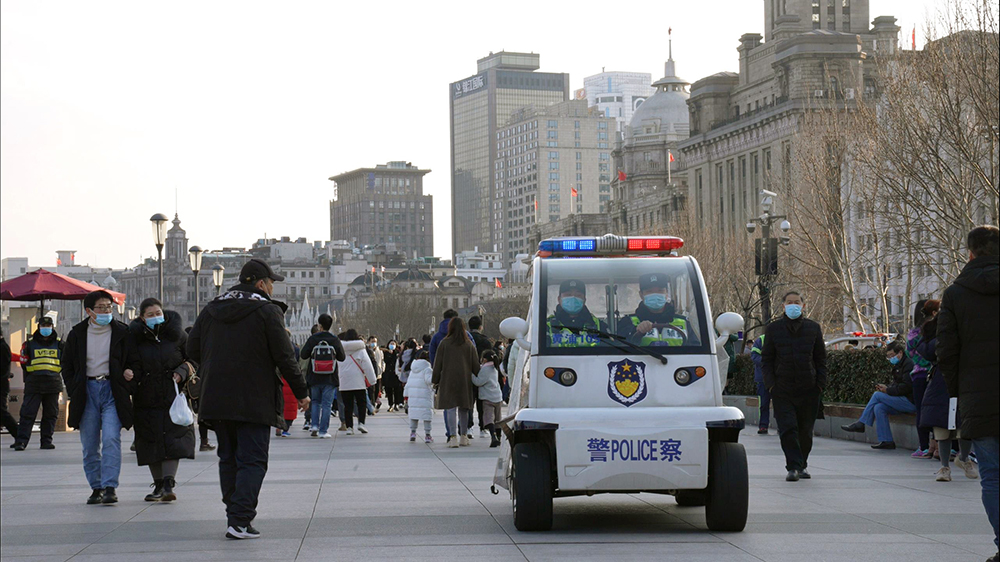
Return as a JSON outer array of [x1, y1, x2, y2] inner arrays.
[[393, 267, 434, 282], [627, 55, 690, 140]]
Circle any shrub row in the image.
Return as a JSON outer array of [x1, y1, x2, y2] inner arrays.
[[725, 348, 893, 405]]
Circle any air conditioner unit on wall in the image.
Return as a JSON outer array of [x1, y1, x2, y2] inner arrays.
[[814, 90, 825, 98]]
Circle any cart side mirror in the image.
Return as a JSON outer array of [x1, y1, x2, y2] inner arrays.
[[714, 312, 744, 347], [500, 317, 531, 351]]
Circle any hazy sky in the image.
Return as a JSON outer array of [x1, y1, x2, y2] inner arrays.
[[1, 0, 937, 270]]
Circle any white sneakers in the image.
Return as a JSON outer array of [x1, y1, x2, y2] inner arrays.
[[358, 424, 368, 434], [953, 457, 980, 479], [935, 467, 952, 482], [447, 436, 459, 448], [346, 427, 354, 435], [479, 429, 488, 439], [459, 435, 470, 447], [319, 433, 332, 439]]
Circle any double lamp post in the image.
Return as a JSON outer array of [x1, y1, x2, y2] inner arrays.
[[745, 190, 791, 325], [149, 213, 225, 318]]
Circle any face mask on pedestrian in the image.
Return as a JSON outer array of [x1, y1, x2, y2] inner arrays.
[[643, 292, 668, 310], [94, 313, 113, 326], [39, 327, 53, 337], [388, 344, 396, 351], [784, 304, 803, 320], [888, 354, 901, 365], [145, 315, 165, 329], [561, 296, 584, 314], [369, 342, 377, 349]]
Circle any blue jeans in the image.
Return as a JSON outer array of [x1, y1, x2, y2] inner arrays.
[[756, 381, 771, 429], [309, 384, 335, 434], [334, 388, 345, 424], [972, 436, 999, 549], [858, 392, 916, 443], [79, 379, 122, 490]]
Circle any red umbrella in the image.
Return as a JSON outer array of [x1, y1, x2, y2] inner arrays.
[[0, 269, 127, 313]]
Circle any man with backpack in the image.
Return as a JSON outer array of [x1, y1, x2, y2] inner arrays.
[[299, 314, 345, 439]]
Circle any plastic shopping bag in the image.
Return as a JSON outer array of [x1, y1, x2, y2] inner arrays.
[[169, 381, 195, 426]]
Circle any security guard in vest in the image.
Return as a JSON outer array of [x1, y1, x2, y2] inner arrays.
[[546, 279, 608, 347], [13, 315, 64, 451], [617, 273, 689, 346]]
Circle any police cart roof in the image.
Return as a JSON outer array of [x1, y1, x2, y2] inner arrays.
[[538, 234, 684, 258]]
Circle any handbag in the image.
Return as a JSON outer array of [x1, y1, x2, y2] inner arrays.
[[350, 355, 373, 388], [169, 381, 195, 426], [178, 361, 200, 401]]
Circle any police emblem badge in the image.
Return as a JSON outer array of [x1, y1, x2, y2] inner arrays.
[[607, 359, 647, 407]]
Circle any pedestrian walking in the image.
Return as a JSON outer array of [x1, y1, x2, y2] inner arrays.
[[403, 350, 434, 443], [368, 336, 384, 411], [186, 258, 309, 540], [432, 317, 480, 448], [299, 314, 345, 439], [61, 290, 140, 505], [396, 338, 418, 415], [761, 291, 826, 482], [472, 349, 504, 448], [750, 334, 770, 435], [1, 327, 20, 440], [906, 299, 939, 459], [468, 316, 492, 438], [337, 329, 377, 435], [382, 340, 402, 412], [938, 225, 999, 559], [13, 315, 64, 450], [840, 341, 916, 449], [300, 323, 322, 432], [129, 300, 196, 502]]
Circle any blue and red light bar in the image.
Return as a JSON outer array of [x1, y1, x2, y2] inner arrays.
[[537, 234, 684, 257]]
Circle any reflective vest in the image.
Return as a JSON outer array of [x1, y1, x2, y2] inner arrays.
[[546, 314, 602, 347], [23, 339, 62, 375], [751, 335, 765, 355], [629, 315, 687, 346]]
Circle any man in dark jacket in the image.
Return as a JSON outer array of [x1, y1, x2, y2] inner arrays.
[[1, 327, 18, 439], [840, 341, 916, 449], [937, 225, 999, 557], [61, 290, 140, 505], [761, 291, 826, 482], [299, 313, 344, 438], [14, 315, 64, 450], [187, 258, 309, 540]]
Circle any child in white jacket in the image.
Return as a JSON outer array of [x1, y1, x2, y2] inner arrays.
[[403, 350, 434, 443], [337, 331, 377, 436], [472, 350, 505, 447]]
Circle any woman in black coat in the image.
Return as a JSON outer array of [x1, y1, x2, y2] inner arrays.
[[129, 299, 196, 502]]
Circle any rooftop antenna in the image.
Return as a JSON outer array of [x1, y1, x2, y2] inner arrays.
[[175, 188, 178, 215], [668, 28, 673, 61]]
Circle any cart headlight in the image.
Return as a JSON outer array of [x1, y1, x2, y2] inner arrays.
[[674, 369, 691, 385], [559, 370, 577, 386], [544, 367, 577, 387]]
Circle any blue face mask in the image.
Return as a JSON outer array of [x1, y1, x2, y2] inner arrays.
[[561, 296, 584, 315], [39, 327, 53, 337], [145, 315, 165, 329], [784, 304, 803, 320], [889, 355, 901, 365], [643, 293, 668, 310], [94, 313, 113, 326]]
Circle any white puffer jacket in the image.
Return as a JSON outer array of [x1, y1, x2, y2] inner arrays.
[[472, 363, 503, 403], [403, 359, 434, 421], [338, 340, 377, 391]]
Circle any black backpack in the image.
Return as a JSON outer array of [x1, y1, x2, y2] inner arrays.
[[311, 341, 337, 375]]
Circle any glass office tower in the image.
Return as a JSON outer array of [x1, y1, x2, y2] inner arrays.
[[450, 52, 568, 258]]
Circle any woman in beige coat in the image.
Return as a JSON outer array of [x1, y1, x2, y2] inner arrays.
[[432, 318, 480, 448]]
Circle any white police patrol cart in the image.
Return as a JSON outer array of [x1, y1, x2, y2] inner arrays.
[[495, 234, 748, 532]]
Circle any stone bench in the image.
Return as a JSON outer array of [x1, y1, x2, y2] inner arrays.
[[724, 396, 921, 451]]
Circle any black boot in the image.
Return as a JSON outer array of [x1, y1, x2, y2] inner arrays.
[[161, 476, 177, 502], [489, 425, 501, 448], [145, 479, 165, 502]]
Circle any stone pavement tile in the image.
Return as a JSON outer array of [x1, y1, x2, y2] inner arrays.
[[517, 542, 760, 562], [0, 556, 74, 562], [302, 514, 507, 540], [296, 542, 528, 561], [719, 535, 987, 562], [921, 534, 999, 558]]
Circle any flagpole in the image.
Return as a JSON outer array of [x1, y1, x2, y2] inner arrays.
[[667, 150, 672, 187]]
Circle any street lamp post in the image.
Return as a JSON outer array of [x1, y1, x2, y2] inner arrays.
[[212, 264, 225, 297], [188, 246, 204, 316], [150, 213, 169, 303], [746, 190, 791, 326]]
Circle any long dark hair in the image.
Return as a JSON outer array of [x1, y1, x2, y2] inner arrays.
[[481, 349, 502, 372], [920, 299, 941, 339], [398, 338, 417, 370], [446, 317, 468, 344]]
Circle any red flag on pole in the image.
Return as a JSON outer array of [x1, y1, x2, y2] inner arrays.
[[668, 151, 675, 163], [534, 200, 538, 210], [618, 170, 627, 182], [495, 278, 502, 289], [571, 187, 578, 197], [912, 26, 916, 50]]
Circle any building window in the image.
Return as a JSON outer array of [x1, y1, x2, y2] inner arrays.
[[547, 120, 557, 128]]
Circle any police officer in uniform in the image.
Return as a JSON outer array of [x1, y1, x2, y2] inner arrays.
[[617, 273, 689, 346], [546, 279, 608, 347], [14, 315, 64, 450]]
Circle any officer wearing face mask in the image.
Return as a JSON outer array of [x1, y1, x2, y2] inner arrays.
[[618, 273, 689, 346], [13, 315, 64, 451], [546, 279, 607, 347]]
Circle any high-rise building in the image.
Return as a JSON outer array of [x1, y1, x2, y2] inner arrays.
[[449, 51, 568, 258], [328, 161, 433, 259], [582, 71, 655, 137], [498, 100, 616, 262]]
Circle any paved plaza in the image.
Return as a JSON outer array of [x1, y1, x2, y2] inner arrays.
[[1, 410, 995, 562]]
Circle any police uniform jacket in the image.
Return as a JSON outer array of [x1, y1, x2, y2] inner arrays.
[[616, 303, 688, 345], [20, 329, 65, 395]]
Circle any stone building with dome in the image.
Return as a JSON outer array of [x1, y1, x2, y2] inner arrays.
[[677, 0, 900, 235], [608, 33, 691, 236]]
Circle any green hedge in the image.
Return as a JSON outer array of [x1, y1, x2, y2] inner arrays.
[[725, 348, 892, 405]]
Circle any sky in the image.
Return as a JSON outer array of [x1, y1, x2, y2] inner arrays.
[[1, 0, 938, 270]]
